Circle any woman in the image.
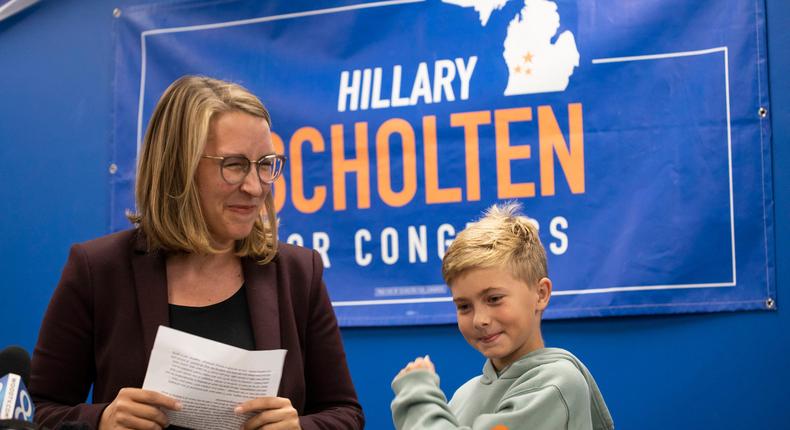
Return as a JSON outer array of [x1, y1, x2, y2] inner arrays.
[[30, 76, 364, 430]]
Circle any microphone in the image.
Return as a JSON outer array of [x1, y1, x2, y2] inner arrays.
[[0, 347, 30, 387], [0, 346, 35, 429]]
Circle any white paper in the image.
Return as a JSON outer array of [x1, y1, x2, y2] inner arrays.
[[142, 326, 286, 430]]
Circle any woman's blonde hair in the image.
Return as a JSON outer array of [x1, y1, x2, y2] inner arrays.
[[128, 75, 278, 263], [442, 202, 547, 287]]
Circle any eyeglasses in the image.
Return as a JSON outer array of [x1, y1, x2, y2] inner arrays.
[[201, 154, 286, 185]]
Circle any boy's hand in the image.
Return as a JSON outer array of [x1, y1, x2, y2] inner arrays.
[[396, 355, 436, 379]]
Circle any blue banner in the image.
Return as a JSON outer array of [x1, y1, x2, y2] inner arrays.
[[111, 0, 775, 326]]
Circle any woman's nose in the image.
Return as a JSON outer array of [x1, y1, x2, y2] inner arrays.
[[240, 168, 265, 196]]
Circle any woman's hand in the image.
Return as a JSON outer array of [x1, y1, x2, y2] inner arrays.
[[235, 396, 300, 430], [99, 388, 181, 430], [396, 354, 436, 380]]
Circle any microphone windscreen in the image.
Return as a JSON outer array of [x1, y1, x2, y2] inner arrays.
[[0, 348, 30, 387]]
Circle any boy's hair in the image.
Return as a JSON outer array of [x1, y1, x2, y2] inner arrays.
[[442, 202, 548, 287]]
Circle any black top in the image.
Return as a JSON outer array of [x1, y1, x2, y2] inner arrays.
[[168, 283, 256, 350], [167, 284, 256, 429]]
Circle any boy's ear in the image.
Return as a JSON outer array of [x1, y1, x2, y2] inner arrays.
[[536, 277, 552, 311]]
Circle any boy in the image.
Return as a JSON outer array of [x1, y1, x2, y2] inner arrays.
[[391, 203, 614, 430]]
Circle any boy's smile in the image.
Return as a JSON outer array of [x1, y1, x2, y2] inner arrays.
[[479, 333, 502, 343], [451, 267, 552, 371]]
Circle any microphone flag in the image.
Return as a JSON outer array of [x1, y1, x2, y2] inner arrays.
[[0, 373, 34, 422]]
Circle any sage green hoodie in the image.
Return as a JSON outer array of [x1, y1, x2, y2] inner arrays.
[[392, 348, 613, 430]]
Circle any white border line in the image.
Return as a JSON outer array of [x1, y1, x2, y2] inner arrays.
[[333, 281, 736, 307], [590, 47, 727, 64], [725, 47, 737, 286], [142, 0, 424, 37], [334, 297, 453, 307], [135, 0, 425, 155]]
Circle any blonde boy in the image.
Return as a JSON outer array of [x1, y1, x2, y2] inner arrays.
[[391, 203, 614, 430]]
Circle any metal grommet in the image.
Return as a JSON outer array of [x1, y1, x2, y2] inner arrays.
[[109, 163, 118, 174], [765, 297, 775, 309], [113, 8, 122, 18], [758, 106, 768, 118]]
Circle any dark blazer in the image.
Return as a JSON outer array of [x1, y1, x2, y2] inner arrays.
[[30, 229, 364, 430]]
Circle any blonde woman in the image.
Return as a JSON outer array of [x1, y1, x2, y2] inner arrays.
[[30, 76, 363, 430]]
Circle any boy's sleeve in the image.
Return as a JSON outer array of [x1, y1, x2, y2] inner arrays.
[[391, 370, 464, 430], [391, 366, 591, 430]]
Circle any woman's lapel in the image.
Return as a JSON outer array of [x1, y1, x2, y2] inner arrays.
[[242, 257, 282, 351]]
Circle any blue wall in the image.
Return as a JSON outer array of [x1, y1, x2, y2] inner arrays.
[[1, 1, 787, 429]]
